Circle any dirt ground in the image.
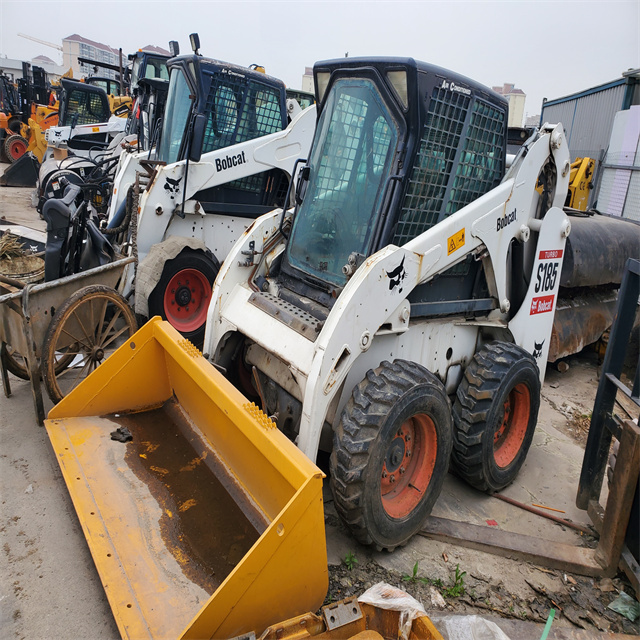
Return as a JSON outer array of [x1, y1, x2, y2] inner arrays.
[[0, 176, 638, 638], [320, 350, 639, 637]]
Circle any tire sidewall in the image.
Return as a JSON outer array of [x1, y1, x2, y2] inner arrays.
[[360, 381, 452, 548], [480, 358, 540, 489], [148, 249, 218, 347]]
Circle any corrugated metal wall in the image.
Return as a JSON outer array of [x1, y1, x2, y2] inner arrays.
[[540, 83, 626, 160]]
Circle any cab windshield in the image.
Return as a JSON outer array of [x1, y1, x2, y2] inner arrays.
[[286, 77, 398, 287], [157, 68, 192, 164]]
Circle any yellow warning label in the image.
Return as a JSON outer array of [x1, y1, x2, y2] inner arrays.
[[447, 228, 465, 255], [92, 126, 100, 132]]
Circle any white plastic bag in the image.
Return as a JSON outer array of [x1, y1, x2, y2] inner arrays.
[[358, 582, 427, 640], [437, 615, 511, 640]]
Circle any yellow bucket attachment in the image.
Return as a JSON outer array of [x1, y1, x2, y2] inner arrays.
[[45, 318, 328, 640], [257, 598, 443, 640]]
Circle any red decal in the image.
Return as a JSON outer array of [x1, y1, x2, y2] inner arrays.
[[539, 249, 563, 260], [530, 295, 555, 315], [486, 520, 498, 527]]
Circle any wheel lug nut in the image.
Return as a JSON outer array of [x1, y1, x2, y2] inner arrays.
[[399, 467, 405, 474], [171, 289, 175, 293], [382, 470, 388, 478], [405, 434, 411, 441], [390, 475, 396, 483], [186, 307, 189, 311], [171, 301, 175, 305], [406, 450, 411, 457]]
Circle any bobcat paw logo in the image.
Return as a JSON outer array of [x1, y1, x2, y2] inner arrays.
[[533, 339, 545, 359], [164, 176, 183, 200], [386, 257, 407, 293]]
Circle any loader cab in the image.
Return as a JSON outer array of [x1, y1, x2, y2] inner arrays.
[[278, 58, 508, 313], [129, 51, 170, 96], [58, 78, 112, 150], [157, 55, 292, 216]]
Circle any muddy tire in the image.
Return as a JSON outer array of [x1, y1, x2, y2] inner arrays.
[[148, 249, 219, 348], [452, 342, 540, 493], [4, 134, 28, 163], [42, 285, 137, 404], [330, 360, 453, 551]]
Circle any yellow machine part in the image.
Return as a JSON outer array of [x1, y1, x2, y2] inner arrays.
[[565, 157, 595, 211], [26, 118, 47, 163], [109, 94, 133, 117], [257, 599, 443, 640], [45, 318, 328, 640], [31, 103, 59, 130]]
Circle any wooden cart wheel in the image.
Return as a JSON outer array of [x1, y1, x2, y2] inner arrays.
[[1, 343, 30, 380], [42, 285, 137, 404]]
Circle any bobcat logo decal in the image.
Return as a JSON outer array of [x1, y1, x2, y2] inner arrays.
[[533, 339, 545, 359], [164, 176, 183, 200], [386, 257, 407, 293]]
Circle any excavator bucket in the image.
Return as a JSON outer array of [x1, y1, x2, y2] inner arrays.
[[45, 318, 328, 640], [0, 152, 39, 187]]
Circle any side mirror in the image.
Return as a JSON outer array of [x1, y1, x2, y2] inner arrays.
[[70, 112, 79, 131], [295, 165, 310, 205], [189, 113, 206, 163]]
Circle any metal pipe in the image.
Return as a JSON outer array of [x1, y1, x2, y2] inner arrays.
[[494, 493, 594, 536]]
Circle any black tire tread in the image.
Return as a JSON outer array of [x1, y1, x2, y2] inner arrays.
[[331, 360, 450, 549], [451, 341, 539, 492]]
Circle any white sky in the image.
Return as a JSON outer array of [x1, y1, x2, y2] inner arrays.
[[1, 0, 638, 117]]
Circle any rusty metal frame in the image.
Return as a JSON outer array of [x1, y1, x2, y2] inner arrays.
[[0, 257, 134, 424], [420, 259, 640, 586]]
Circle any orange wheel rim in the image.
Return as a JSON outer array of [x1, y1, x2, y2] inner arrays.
[[163, 268, 211, 332], [381, 414, 437, 519], [493, 383, 530, 468]]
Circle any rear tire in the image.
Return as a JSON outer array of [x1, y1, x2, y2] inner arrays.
[[148, 249, 219, 348], [4, 134, 28, 163], [452, 341, 540, 493], [330, 360, 453, 551]]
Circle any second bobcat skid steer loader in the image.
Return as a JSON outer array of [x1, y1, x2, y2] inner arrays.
[[203, 57, 572, 550]]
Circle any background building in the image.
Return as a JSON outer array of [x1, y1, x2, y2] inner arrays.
[[301, 67, 313, 94], [492, 83, 526, 128], [540, 69, 640, 161]]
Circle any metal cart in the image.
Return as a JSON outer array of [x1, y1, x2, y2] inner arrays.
[[0, 256, 137, 423]]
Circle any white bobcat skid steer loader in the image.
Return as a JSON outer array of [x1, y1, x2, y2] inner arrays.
[[106, 52, 315, 345], [203, 57, 571, 550]]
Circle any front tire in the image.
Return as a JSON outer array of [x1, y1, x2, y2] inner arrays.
[[148, 249, 219, 348], [4, 134, 28, 163], [452, 341, 540, 493], [330, 360, 453, 551]]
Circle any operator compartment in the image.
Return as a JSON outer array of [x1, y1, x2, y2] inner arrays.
[[45, 318, 327, 640]]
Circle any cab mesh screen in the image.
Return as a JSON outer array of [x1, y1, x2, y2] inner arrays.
[[393, 89, 505, 246], [201, 73, 283, 154]]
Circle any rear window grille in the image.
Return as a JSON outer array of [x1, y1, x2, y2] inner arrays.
[[65, 90, 108, 125], [201, 73, 283, 154], [393, 87, 470, 245], [225, 173, 264, 194], [447, 100, 505, 214]]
